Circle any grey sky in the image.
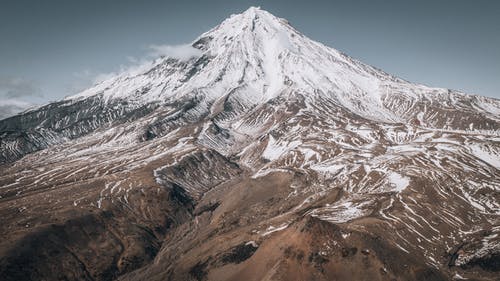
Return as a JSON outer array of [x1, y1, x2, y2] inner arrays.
[[0, 0, 498, 109]]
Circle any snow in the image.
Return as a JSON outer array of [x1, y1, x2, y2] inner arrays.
[[469, 144, 500, 169], [310, 163, 344, 174], [416, 112, 425, 125], [262, 135, 301, 161], [251, 168, 291, 179], [59, 6, 500, 136], [387, 172, 410, 192], [309, 199, 373, 223], [261, 222, 290, 236], [395, 243, 410, 253], [245, 240, 259, 247]]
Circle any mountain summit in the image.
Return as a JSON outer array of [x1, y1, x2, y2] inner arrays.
[[1, 7, 499, 281]]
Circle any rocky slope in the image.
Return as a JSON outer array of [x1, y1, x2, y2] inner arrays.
[[0, 7, 499, 281]]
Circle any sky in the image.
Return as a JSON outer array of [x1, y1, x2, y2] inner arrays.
[[0, 0, 499, 112]]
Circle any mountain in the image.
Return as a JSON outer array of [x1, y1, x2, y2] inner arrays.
[[0, 6, 499, 281]]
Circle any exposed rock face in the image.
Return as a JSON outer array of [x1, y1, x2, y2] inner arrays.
[[1, 6, 499, 281], [0, 96, 159, 163]]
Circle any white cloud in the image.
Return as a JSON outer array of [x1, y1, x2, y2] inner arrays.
[[93, 72, 118, 84], [0, 76, 42, 119], [67, 43, 203, 97], [0, 98, 34, 120], [70, 69, 121, 88], [148, 44, 202, 61], [0, 76, 42, 98], [65, 70, 99, 94], [0, 98, 31, 107]]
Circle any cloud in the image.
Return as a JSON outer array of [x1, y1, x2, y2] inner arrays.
[[0, 98, 34, 120], [65, 43, 203, 97], [0, 76, 42, 98], [69, 69, 122, 91], [0, 77, 42, 119], [93, 72, 119, 84], [148, 44, 202, 61]]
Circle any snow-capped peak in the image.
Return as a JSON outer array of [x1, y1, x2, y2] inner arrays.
[[199, 5, 297, 54], [66, 7, 499, 126], [68, 7, 385, 105]]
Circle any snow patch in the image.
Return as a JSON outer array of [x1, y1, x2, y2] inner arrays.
[[469, 144, 500, 168], [262, 135, 301, 161], [387, 172, 410, 192], [309, 199, 373, 223], [261, 223, 290, 236]]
